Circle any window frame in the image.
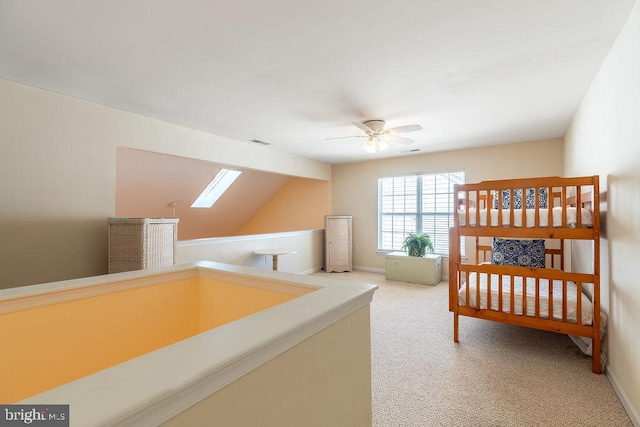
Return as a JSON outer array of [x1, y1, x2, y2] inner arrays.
[[191, 168, 242, 208], [377, 170, 465, 256]]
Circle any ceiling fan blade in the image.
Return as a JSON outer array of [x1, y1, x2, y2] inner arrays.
[[382, 134, 415, 145], [325, 135, 366, 140], [352, 121, 373, 133], [386, 124, 423, 134]]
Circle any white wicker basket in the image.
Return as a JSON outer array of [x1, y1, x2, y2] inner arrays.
[[108, 218, 179, 273]]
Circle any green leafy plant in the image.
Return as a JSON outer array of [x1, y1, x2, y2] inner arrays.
[[401, 233, 434, 257]]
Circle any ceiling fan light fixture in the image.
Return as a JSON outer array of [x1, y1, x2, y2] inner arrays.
[[362, 136, 388, 153], [329, 119, 422, 154], [363, 137, 377, 153], [362, 120, 386, 133]]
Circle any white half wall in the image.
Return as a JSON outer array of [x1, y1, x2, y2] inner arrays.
[[177, 230, 324, 275]]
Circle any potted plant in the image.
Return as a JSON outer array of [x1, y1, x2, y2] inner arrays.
[[401, 233, 434, 257]]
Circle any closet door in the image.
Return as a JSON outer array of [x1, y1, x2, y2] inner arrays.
[[324, 215, 352, 272]]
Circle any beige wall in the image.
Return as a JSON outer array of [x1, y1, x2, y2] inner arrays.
[[564, 1, 640, 420], [331, 139, 564, 273], [161, 306, 373, 427], [0, 78, 331, 289]]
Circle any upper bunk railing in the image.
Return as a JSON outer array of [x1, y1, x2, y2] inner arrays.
[[453, 176, 599, 240]]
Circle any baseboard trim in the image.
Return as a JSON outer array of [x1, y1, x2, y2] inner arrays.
[[607, 365, 640, 426], [300, 267, 387, 275], [298, 267, 323, 275], [353, 266, 385, 274]]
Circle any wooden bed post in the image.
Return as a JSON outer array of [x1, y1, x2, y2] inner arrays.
[[454, 312, 459, 343], [449, 226, 460, 343], [592, 175, 601, 374]]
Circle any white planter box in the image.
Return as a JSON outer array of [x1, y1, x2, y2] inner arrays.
[[385, 252, 442, 285]]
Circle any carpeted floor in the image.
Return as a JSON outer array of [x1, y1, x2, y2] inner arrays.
[[311, 270, 632, 427]]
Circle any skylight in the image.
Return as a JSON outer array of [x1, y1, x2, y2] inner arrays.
[[191, 168, 242, 208]]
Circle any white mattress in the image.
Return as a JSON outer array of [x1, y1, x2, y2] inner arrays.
[[457, 273, 594, 325], [458, 207, 593, 228]]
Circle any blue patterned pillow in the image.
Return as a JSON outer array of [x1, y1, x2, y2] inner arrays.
[[491, 238, 545, 268], [492, 188, 548, 209]]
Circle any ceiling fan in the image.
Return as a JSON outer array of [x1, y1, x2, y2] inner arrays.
[[327, 120, 423, 153]]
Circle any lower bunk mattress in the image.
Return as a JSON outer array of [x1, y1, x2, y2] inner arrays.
[[457, 272, 603, 327]]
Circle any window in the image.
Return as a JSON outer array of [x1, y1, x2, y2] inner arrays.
[[378, 170, 465, 255], [191, 168, 241, 208]]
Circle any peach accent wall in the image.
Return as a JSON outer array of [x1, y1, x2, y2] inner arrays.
[[115, 147, 305, 240], [198, 278, 298, 330], [0, 277, 298, 403], [236, 178, 331, 235], [0, 278, 198, 403]]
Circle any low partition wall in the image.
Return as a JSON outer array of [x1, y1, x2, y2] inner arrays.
[[177, 229, 324, 274], [1, 261, 377, 426]]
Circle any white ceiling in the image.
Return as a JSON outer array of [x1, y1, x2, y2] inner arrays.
[[0, 1, 636, 164]]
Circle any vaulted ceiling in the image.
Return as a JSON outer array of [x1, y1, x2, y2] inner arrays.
[[115, 148, 293, 238], [0, 1, 636, 164]]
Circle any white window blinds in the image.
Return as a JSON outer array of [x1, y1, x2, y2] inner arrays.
[[378, 170, 465, 255]]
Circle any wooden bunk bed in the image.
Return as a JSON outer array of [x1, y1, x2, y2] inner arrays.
[[448, 176, 603, 373]]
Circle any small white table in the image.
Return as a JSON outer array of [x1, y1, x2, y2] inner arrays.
[[253, 249, 297, 271]]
